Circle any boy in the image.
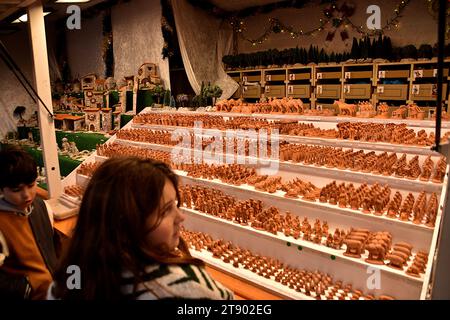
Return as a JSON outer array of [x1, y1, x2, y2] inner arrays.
[[0, 146, 58, 299]]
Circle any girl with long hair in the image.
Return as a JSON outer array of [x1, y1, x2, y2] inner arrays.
[[48, 157, 233, 300]]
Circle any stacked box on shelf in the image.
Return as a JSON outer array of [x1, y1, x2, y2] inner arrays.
[[314, 65, 342, 111], [287, 66, 312, 109], [342, 64, 374, 102], [242, 70, 262, 99], [376, 63, 410, 102], [410, 61, 450, 112], [263, 69, 286, 98]]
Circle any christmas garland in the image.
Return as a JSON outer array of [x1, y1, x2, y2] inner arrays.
[[232, 0, 411, 46]]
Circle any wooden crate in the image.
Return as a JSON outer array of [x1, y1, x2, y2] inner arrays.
[[344, 70, 373, 79], [315, 84, 341, 99], [378, 70, 410, 79], [264, 85, 285, 98], [287, 84, 311, 98], [242, 85, 261, 98], [376, 84, 408, 100], [288, 73, 311, 81], [242, 74, 261, 82], [316, 71, 341, 79], [413, 68, 449, 78], [411, 83, 448, 101], [265, 74, 285, 81], [343, 84, 372, 99]]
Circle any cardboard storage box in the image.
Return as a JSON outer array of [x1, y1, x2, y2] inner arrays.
[[265, 74, 285, 81], [316, 71, 341, 79], [343, 84, 372, 99], [242, 74, 261, 82], [411, 84, 447, 101], [287, 84, 311, 98], [315, 84, 341, 99], [376, 84, 408, 100], [344, 70, 372, 79], [265, 85, 285, 97], [242, 85, 261, 98], [288, 73, 311, 81]]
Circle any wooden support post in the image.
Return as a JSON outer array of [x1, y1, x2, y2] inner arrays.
[[28, 0, 62, 198]]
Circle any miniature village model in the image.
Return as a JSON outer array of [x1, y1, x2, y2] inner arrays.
[[51, 62, 164, 134]]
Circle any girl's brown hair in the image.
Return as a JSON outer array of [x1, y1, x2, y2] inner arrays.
[[52, 157, 202, 300]]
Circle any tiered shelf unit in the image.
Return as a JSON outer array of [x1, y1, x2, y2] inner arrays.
[[226, 59, 450, 115], [60, 107, 450, 299]]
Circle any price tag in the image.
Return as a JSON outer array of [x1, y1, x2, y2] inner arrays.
[[377, 86, 384, 93], [378, 71, 385, 79], [345, 72, 351, 79], [317, 104, 323, 111], [316, 85, 323, 94], [288, 85, 294, 94], [344, 85, 351, 94], [265, 86, 270, 93], [433, 69, 438, 77], [413, 70, 423, 79], [289, 74, 295, 80], [266, 74, 272, 81], [412, 84, 420, 95], [316, 72, 323, 79]]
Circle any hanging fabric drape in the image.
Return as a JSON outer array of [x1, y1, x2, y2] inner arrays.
[[171, 0, 238, 100]]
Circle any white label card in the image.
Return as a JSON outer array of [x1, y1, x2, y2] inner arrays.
[[316, 73, 323, 79], [317, 85, 323, 94], [413, 70, 423, 79], [345, 72, 351, 79], [378, 71, 385, 78], [377, 86, 384, 93]]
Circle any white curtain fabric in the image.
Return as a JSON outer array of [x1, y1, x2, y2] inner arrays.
[[171, 0, 238, 99], [112, 0, 170, 89]]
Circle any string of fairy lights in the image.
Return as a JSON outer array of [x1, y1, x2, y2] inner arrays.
[[231, 0, 411, 46]]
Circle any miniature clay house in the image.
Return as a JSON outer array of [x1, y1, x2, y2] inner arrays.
[[81, 73, 96, 91], [84, 108, 101, 132], [137, 63, 161, 90], [113, 109, 121, 130], [54, 114, 85, 131], [84, 90, 104, 108], [101, 108, 112, 132], [124, 76, 135, 91]]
